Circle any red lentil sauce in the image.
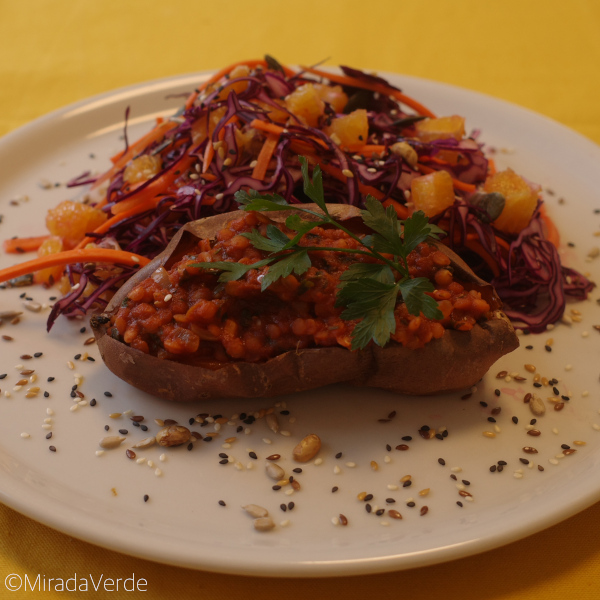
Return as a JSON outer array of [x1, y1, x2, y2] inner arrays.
[[108, 212, 492, 367]]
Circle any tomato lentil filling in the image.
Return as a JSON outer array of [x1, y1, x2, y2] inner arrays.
[[108, 212, 492, 365]]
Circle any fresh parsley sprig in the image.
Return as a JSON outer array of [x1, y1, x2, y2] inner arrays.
[[191, 156, 444, 350]]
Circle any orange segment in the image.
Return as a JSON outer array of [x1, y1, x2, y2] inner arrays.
[[324, 109, 368, 151], [415, 116, 465, 142], [410, 170, 455, 217]]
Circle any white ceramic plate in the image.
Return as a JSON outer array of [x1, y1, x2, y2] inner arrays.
[[0, 71, 599, 577]]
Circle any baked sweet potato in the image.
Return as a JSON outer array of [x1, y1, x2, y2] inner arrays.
[[92, 204, 518, 400]]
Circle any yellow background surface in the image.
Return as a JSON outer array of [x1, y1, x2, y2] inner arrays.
[[1, 0, 600, 598]]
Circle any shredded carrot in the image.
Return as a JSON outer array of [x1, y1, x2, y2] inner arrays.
[[92, 120, 178, 192], [382, 198, 409, 219], [539, 204, 560, 248], [252, 133, 280, 180], [462, 239, 501, 277], [359, 145, 387, 156], [217, 115, 240, 141], [487, 158, 497, 176], [250, 119, 286, 136], [202, 139, 214, 174], [300, 66, 436, 118], [3, 235, 50, 254], [185, 59, 297, 110], [0, 249, 150, 284], [416, 163, 477, 194], [111, 155, 195, 215]]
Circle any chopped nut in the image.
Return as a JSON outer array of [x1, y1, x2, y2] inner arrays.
[[242, 504, 269, 518], [155, 425, 191, 447], [99, 436, 126, 449], [529, 395, 546, 416], [292, 433, 321, 463], [253, 516, 275, 531], [265, 462, 285, 481], [131, 436, 156, 449]]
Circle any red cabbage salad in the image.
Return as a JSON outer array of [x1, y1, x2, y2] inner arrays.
[[1, 56, 594, 333]]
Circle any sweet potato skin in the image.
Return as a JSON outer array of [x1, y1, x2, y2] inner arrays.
[[93, 205, 519, 400]]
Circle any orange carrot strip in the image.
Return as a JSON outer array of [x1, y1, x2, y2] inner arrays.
[[0, 249, 150, 284], [202, 139, 214, 174], [250, 119, 286, 136], [3, 235, 51, 254], [487, 158, 497, 176], [93, 121, 178, 191], [300, 66, 436, 118], [382, 198, 409, 219], [185, 60, 297, 110], [217, 115, 240, 141], [466, 232, 511, 254], [539, 204, 560, 248], [359, 145, 387, 156], [462, 239, 501, 277], [252, 133, 280, 180], [111, 155, 195, 216], [416, 163, 477, 193]]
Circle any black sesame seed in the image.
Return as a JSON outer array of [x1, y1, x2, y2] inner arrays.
[[104, 425, 109, 431], [140, 425, 148, 431], [487, 417, 496, 423], [335, 452, 342, 459], [132, 421, 140, 427], [218, 500, 226, 506], [403, 480, 412, 487], [49, 445, 56, 452], [219, 458, 228, 465], [219, 453, 228, 458], [293, 467, 302, 473], [438, 458, 446, 465], [480, 401, 488, 407], [530, 419, 537, 425], [533, 382, 542, 388], [490, 465, 497, 472], [331, 486, 338, 493], [280, 503, 287, 512], [386, 444, 392, 451], [420, 425, 430, 431], [512, 416, 519, 424], [365, 503, 372, 513], [442, 430, 449, 438], [249, 451, 258, 459], [143, 495, 149, 502], [44, 391, 50, 398], [386, 498, 396, 504], [80, 327, 87, 333], [47, 377, 55, 382], [203, 436, 213, 442], [280, 410, 290, 415], [0, 374, 6, 379], [407, 501, 415, 507], [562, 395, 570, 401], [545, 345, 552, 352], [497, 465, 504, 472], [236, 425, 244, 433], [104, 391, 112, 397], [74, 354, 81, 360], [520, 458, 529, 465], [288, 502, 295, 510], [46, 432, 52, 439], [375, 509, 385, 516], [364, 494, 373, 501], [450, 474, 457, 481], [553, 386, 560, 396], [402, 436, 412, 441], [498, 460, 507, 465], [239, 413, 247, 420], [188, 417, 195, 425], [118, 429, 128, 435], [272, 485, 281, 490], [494, 389, 501, 396], [462, 480, 470, 486], [561, 444, 570, 450], [457, 501, 463, 507], [33, 352, 43, 358], [435, 433, 444, 440]]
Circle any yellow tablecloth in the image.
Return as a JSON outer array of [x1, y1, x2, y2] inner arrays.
[[1, 1, 599, 597]]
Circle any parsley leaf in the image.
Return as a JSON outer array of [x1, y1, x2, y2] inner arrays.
[[242, 225, 290, 252], [338, 263, 395, 287], [260, 249, 311, 291], [284, 213, 327, 248], [335, 278, 399, 349], [189, 258, 272, 282], [398, 277, 443, 320], [360, 196, 404, 256], [401, 210, 441, 256], [234, 188, 292, 212], [298, 156, 328, 214]]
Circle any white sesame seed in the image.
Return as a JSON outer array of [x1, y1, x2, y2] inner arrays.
[[13, 385, 22, 392], [387, 484, 399, 490], [592, 423, 600, 431], [367, 167, 377, 173], [465, 496, 474, 502], [582, 331, 589, 337], [331, 516, 340, 526], [284, 489, 294, 496], [552, 428, 559, 434], [280, 519, 290, 527], [163, 294, 172, 302], [222, 443, 232, 449], [147, 460, 155, 468], [262, 437, 272, 445], [154, 468, 162, 477], [314, 458, 324, 466], [215, 193, 224, 201], [380, 521, 390, 527], [528, 461, 534, 469], [280, 430, 291, 437], [549, 458, 559, 465], [72, 283, 80, 291], [245, 427, 252, 435], [333, 465, 341, 474], [234, 461, 244, 471], [4, 391, 11, 398], [214, 423, 221, 431], [342, 169, 354, 178], [15, 364, 24, 370], [384, 455, 391, 463], [345, 461, 356, 468], [582, 390, 589, 397], [136, 457, 146, 464], [450, 467, 463, 473], [20, 432, 30, 439], [456, 483, 465, 490], [67, 361, 75, 370], [44, 417, 52, 424], [555, 453, 565, 459], [131, 255, 140, 263], [223, 158, 233, 167], [565, 364, 572, 371], [95, 450, 105, 457], [250, 160, 258, 168], [42, 424, 52, 430], [288, 417, 296, 424], [494, 425, 501, 433], [246, 462, 254, 469], [69, 404, 78, 412], [78, 400, 87, 407], [159, 454, 167, 462]]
